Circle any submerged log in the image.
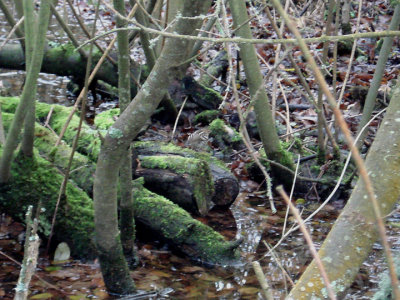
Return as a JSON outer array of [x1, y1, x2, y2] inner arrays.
[[133, 141, 239, 207]]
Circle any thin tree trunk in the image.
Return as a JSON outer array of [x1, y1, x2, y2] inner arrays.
[[93, 0, 211, 295], [113, 0, 137, 263], [0, 0, 51, 183], [228, 0, 295, 182], [356, 4, 400, 149], [20, 0, 38, 157]]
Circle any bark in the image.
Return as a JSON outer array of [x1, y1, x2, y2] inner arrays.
[[20, 0, 37, 158], [113, 0, 136, 263], [288, 80, 400, 298], [0, 0, 51, 183], [356, 4, 400, 149], [136, 155, 214, 216], [1, 99, 238, 208], [228, 0, 295, 184], [0, 143, 240, 265], [0, 43, 140, 98], [199, 50, 229, 87], [133, 179, 241, 265], [93, 1, 211, 295]]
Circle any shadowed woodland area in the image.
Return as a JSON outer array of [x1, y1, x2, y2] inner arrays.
[[1, 0, 400, 299]]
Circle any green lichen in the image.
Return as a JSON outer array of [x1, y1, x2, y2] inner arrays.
[[109, 127, 124, 139]]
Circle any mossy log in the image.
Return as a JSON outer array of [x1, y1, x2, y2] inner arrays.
[[132, 179, 241, 265], [0, 149, 96, 258], [0, 44, 220, 113], [1, 111, 95, 195], [133, 141, 239, 207], [136, 155, 214, 216], [0, 97, 239, 208], [0, 96, 103, 160], [0, 147, 240, 264], [0, 43, 140, 98]]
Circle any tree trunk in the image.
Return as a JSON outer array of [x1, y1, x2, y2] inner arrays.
[[228, 0, 295, 186], [93, 1, 211, 295], [288, 79, 400, 298]]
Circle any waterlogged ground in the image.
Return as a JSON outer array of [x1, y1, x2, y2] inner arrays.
[[2, 193, 400, 299], [1, 0, 400, 298]]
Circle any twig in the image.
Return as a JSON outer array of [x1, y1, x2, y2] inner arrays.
[[252, 261, 274, 300], [170, 96, 188, 141], [277, 186, 337, 299]]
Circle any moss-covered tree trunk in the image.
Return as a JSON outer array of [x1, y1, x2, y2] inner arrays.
[[93, 1, 211, 295], [288, 80, 400, 298]]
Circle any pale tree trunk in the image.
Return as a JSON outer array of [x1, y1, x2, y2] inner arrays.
[[113, 0, 136, 262], [356, 4, 400, 149], [288, 79, 400, 298], [228, 0, 295, 182], [93, 0, 211, 295], [0, 0, 51, 182], [21, 0, 38, 157]]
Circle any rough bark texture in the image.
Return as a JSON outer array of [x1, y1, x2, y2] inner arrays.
[[288, 80, 400, 298], [137, 155, 214, 216]]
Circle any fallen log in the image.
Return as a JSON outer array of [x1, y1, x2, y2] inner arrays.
[[0, 147, 241, 265], [133, 141, 239, 207], [132, 178, 241, 265], [136, 155, 214, 216], [1, 97, 238, 208]]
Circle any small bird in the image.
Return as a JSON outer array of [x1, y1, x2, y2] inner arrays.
[[186, 128, 211, 152]]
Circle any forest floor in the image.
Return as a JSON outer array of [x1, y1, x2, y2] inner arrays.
[[1, 0, 400, 299]]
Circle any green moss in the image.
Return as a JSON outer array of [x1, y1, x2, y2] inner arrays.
[[209, 119, 242, 149], [132, 182, 240, 264], [1, 111, 95, 194], [193, 110, 219, 125], [139, 155, 214, 214], [277, 146, 294, 169], [0, 148, 95, 257], [0, 96, 104, 160], [94, 108, 120, 130], [133, 141, 228, 170]]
